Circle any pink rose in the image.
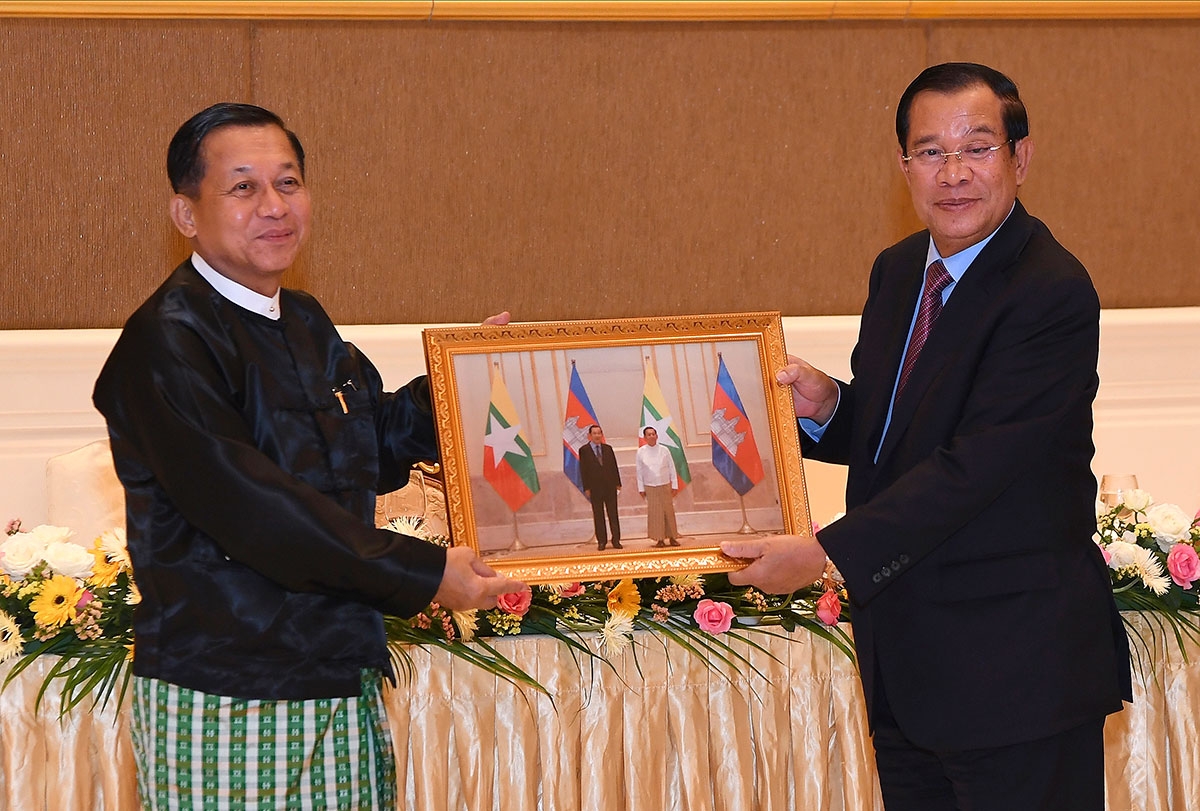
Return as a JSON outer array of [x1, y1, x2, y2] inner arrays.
[[496, 588, 532, 617], [1167, 543, 1200, 588], [693, 599, 734, 634], [76, 590, 95, 610], [557, 582, 585, 599], [816, 589, 842, 625]]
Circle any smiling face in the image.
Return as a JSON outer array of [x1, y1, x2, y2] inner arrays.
[[899, 84, 1033, 257], [169, 124, 311, 295], [643, 427, 658, 446]]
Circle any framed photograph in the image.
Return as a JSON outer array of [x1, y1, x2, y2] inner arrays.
[[422, 312, 811, 584]]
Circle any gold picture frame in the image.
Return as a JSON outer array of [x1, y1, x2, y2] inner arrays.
[[422, 312, 811, 584]]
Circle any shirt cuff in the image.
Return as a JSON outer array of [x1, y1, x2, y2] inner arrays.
[[798, 385, 841, 442]]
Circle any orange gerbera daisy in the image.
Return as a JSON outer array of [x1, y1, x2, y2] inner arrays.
[[88, 543, 121, 588], [606, 579, 642, 618]]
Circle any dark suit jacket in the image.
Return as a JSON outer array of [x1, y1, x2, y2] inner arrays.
[[806, 200, 1130, 751], [579, 442, 621, 496]]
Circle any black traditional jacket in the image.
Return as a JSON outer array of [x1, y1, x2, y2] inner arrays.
[[93, 260, 446, 700]]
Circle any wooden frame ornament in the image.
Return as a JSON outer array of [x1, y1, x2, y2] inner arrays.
[[4, 3, 1199, 20], [423, 312, 811, 584]]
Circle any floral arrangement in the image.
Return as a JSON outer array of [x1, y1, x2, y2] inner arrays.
[[1094, 491, 1200, 658], [9, 490, 1200, 711], [381, 517, 854, 694], [0, 520, 137, 711]]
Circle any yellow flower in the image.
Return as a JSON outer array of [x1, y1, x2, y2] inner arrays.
[[670, 574, 703, 589], [606, 579, 641, 618], [451, 609, 478, 643], [88, 544, 122, 588], [29, 574, 81, 630], [0, 610, 23, 663]]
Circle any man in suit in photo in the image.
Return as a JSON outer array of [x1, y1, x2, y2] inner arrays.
[[579, 424, 623, 550], [723, 63, 1130, 810]]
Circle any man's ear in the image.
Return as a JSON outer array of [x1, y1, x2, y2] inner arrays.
[[1013, 136, 1034, 187], [169, 194, 198, 239]]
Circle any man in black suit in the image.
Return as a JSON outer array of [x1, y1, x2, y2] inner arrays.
[[724, 63, 1129, 810], [579, 424, 623, 550]]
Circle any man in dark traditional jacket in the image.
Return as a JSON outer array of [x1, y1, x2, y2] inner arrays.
[[93, 103, 520, 810]]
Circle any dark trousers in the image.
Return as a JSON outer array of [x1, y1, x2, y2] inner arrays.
[[590, 489, 620, 545], [871, 681, 1107, 811]]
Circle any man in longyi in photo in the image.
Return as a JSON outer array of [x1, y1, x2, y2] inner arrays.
[[636, 426, 681, 548]]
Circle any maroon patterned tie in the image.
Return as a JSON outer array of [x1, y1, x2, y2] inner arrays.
[[896, 260, 953, 398]]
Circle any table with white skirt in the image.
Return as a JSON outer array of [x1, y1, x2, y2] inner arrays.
[[0, 614, 1194, 810]]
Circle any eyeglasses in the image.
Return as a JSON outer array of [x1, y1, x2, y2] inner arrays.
[[901, 140, 1013, 171]]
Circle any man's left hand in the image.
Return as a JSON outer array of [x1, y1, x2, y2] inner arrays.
[[433, 546, 525, 611], [722, 535, 829, 594], [482, 311, 511, 326]]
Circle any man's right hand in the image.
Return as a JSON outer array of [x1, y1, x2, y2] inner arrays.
[[433, 546, 525, 611], [777, 355, 839, 425]]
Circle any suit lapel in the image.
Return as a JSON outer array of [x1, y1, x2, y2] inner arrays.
[[855, 242, 926, 463], [871, 201, 1036, 471]]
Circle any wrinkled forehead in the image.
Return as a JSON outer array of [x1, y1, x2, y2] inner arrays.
[[907, 86, 1005, 146]]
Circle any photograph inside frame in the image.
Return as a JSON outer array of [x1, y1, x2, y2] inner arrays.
[[422, 313, 811, 584]]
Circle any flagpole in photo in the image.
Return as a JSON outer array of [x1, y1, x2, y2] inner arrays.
[[711, 353, 766, 535], [508, 512, 526, 551], [482, 362, 540, 552]]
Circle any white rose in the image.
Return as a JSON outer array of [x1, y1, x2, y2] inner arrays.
[[42, 541, 95, 580], [0, 535, 47, 578], [1105, 540, 1139, 569], [24, 524, 74, 547], [1146, 503, 1193, 551], [1124, 489, 1153, 512]]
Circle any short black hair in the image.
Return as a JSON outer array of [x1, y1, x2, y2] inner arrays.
[[896, 63, 1028, 154], [588, 424, 601, 434], [167, 102, 305, 196], [642, 426, 656, 437]]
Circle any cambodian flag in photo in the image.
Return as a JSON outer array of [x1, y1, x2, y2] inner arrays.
[[711, 354, 765, 496], [562, 362, 599, 496]]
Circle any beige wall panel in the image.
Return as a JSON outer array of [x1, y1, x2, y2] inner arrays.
[[3, 19, 1197, 329], [927, 21, 1200, 309], [255, 21, 925, 325], [0, 19, 252, 328]]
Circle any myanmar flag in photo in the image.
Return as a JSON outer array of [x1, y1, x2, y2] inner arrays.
[[561, 362, 599, 496], [482, 372, 540, 512], [711, 354, 765, 496], [639, 363, 692, 489]]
